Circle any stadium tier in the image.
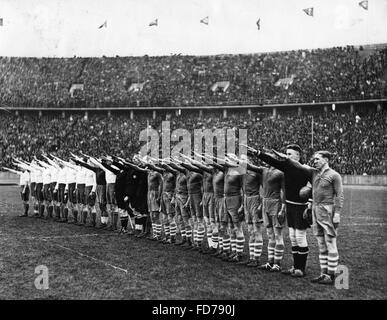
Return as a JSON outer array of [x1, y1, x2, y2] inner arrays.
[[0, 106, 385, 175], [0, 45, 386, 108]]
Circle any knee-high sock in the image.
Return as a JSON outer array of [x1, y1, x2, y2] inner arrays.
[[268, 241, 276, 264], [236, 235, 245, 255], [231, 236, 236, 253], [249, 242, 255, 260], [254, 240, 263, 260], [327, 252, 339, 276], [170, 222, 177, 239], [211, 232, 219, 249], [319, 250, 328, 275], [296, 229, 308, 272], [274, 243, 285, 265], [223, 236, 231, 253]]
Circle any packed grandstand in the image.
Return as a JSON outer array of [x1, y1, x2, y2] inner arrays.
[[0, 45, 386, 175]]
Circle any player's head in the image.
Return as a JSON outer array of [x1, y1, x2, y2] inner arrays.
[[312, 150, 331, 170], [286, 144, 302, 162]]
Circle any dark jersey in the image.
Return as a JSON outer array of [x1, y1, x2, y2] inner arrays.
[[243, 170, 262, 196], [163, 172, 176, 193], [262, 167, 284, 199], [258, 152, 309, 203], [176, 173, 188, 195], [187, 171, 203, 195], [213, 170, 225, 198], [203, 171, 214, 193], [224, 170, 243, 197]]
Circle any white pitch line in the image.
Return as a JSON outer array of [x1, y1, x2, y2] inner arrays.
[[40, 239, 128, 274], [26, 233, 114, 240], [342, 223, 387, 227]]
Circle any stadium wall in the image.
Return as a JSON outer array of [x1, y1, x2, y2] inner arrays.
[[0, 172, 386, 186]]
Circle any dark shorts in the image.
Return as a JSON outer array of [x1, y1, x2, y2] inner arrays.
[[96, 184, 107, 206], [76, 184, 86, 205], [161, 191, 175, 215], [202, 192, 214, 221], [244, 194, 263, 225], [51, 182, 58, 202], [106, 183, 116, 205], [224, 195, 242, 224], [263, 198, 285, 228], [189, 193, 203, 218], [68, 183, 76, 204], [286, 202, 310, 230], [30, 182, 36, 198], [58, 183, 67, 204], [20, 185, 30, 202], [36, 183, 44, 202], [85, 185, 96, 206], [214, 196, 224, 224], [147, 190, 160, 212], [43, 184, 52, 202], [175, 193, 190, 220]]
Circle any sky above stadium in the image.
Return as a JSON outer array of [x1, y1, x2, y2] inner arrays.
[[0, 0, 386, 57]]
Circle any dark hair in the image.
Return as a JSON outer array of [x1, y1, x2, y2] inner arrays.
[[314, 150, 332, 161], [286, 144, 302, 154]]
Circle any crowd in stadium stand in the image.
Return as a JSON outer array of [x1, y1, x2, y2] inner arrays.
[[1, 46, 386, 108], [1, 107, 385, 175]]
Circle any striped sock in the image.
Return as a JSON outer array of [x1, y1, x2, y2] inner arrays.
[[274, 243, 285, 265], [170, 223, 177, 238], [218, 237, 223, 252], [198, 227, 205, 246], [268, 241, 276, 264], [164, 225, 170, 239], [319, 251, 328, 274], [181, 228, 186, 239], [231, 237, 236, 253], [249, 242, 256, 260], [157, 224, 162, 238], [327, 252, 339, 276], [236, 236, 245, 255], [255, 240, 263, 260], [223, 237, 231, 253], [212, 233, 219, 249], [207, 226, 213, 246], [152, 223, 156, 237], [186, 227, 192, 240]]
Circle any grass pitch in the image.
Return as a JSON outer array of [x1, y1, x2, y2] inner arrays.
[[0, 185, 386, 300]]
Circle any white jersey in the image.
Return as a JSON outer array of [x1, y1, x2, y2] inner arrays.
[[85, 168, 96, 189], [57, 167, 67, 184], [20, 171, 30, 186], [76, 166, 87, 185], [50, 166, 58, 183], [30, 169, 36, 183], [34, 167, 43, 183], [66, 166, 77, 184], [42, 167, 51, 185], [103, 166, 117, 184]]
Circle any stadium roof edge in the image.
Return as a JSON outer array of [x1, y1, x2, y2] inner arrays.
[[1, 99, 386, 111]]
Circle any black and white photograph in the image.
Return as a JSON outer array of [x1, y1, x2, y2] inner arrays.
[[0, 0, 386, 306]]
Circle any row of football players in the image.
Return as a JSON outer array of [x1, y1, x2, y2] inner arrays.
[[5, 143, 343, 285]]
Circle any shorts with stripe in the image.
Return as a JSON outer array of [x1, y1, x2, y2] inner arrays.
[[224, 195, 242, 224], [263, 198, 285, 228], [106, 183, 116, 205], [68, 183, 76, 204], [43, 184, 52, 202], [30, 182, 36, 198], [189, 193, 203, 218], [312, 203, 337, 237], [244, 194, 263, 225], [214, 196, 224, 224], [85, 185, 96, 206], [58, 183, 67, 204], [76, 184, 86, 205], [202, 192, 215, 222], [148, 190, 160, 212], [175, 193, 190, 220], [161, 191, 175, 215], [20, 185, 30, 202]]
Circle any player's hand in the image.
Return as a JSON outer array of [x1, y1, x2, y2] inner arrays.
[[272, 149, 288, 160]]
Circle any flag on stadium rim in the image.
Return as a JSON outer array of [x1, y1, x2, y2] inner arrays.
[[359, 0, 368, 10], [303, 7, 314, 16], [256, 18, 260, 30], [98, 20, 107, 29], [149, 19, 158, 26], [200, 16, 209, 25]]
